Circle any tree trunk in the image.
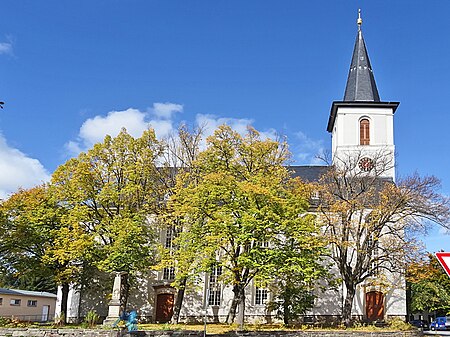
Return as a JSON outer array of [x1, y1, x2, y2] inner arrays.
[[171, 277, 187, 324], [342, 283, 356, 327], [120, 273, 130, 314], [236, 285, 245, 331], [60, 283, 69, 324], [226, 285, 239, 324], [283, 290, 290, 325]]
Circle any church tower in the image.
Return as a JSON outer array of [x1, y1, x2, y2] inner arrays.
[[327, 10, 399, 180]]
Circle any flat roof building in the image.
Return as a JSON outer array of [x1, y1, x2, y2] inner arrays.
[[0, 288, 57, 322]]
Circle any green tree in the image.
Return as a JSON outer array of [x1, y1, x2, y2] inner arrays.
[[51, 128, 166, 312], [408, 253, 450, 316], [267, 276, 316, 325], [0, 185, 64, 293], [0, 184, 88, 321], [169, 125, 324, 328], [266, 251, 331, 325]]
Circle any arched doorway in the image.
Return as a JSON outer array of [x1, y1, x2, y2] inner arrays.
[[365, 291, 384, 321], [155, 293, 174, 323]]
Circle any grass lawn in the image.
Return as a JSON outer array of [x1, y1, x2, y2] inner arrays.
[[0, 319, 415, 332], [136, 323, 286, 334], [134, 322, 414, 333]]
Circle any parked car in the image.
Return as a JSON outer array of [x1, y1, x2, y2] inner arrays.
[[430, 316, 450, 331], [410, 319, 429, 330]]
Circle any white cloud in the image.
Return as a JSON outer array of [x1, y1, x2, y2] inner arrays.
[[196, 114, 254, 139], [0, 42, 12, 55], [152, 103, 183, 119], [78, 108, 149, 146], [67, 103, 184, 155], [147, 119, 175, 139], [67, 103, 287, 159], [0, 134, 50, 199], [293, 131, 326, 165], [193, 114, 281, 151]]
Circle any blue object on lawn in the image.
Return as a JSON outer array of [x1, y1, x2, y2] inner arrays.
[[112, 310, 138, 332]]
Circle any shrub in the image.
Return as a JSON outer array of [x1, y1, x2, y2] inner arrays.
[[0, 316, 10, 327], [54, 312, 65, 327], [387, 317, 414, 331], [83, 310, 100, 328]]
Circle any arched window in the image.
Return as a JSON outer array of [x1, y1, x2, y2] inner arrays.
[[360, 118, 370, 145]]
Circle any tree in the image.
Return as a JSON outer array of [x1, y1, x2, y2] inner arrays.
[[51, 128, 166, 313], [169, 125, 324, 328], [0, 185, 58, 292], [156, 125, 204, 323], [408, 253, 450, 316], [0, 184, 88, 321], [317, 150, 450, 326], [266, 255, 330, 325], [267, 275, 316, 325]]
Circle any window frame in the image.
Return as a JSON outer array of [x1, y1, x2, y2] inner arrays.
[[165, 226, 178, 249], [208, 289, 221, 306], [255, 287, 268, 305], [360, 118, 370, 145], [162, 266, 175, 280], [367, 233, 380, 276], [27, 299, 38, 307], [207, 265, 222, 306], [10, 299, 21, 306]]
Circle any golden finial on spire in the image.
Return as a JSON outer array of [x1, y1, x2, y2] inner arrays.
[[357, 9, 363, 28]]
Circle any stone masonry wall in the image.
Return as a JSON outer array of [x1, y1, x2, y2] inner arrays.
[[0, 329, 422, 337]]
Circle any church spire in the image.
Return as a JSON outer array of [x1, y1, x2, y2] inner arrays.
[[343, 9, 380, 102]]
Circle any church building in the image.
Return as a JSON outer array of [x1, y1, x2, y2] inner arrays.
[[57, 11, 406, 324]]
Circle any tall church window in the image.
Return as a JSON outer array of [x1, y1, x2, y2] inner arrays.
[[255, 287, 268, 305], [208, 265, 222, 306], [165, 227, 175, 249], [367, 233, 379, 276], [360, 118, 370, 145], [163, 267, 175, 280]]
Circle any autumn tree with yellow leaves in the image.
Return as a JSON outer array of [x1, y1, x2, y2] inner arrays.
[[168, 125, 326, 328], [51, 128, 167, 314]]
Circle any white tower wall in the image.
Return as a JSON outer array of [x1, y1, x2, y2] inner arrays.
[[331, 106, 396, 180]]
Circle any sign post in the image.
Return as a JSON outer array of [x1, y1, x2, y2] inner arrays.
[[435, 252, 450, 278]]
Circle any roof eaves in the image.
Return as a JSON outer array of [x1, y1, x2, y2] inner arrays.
[[0, 288, 57, 298], [327, 101, 400, 132]]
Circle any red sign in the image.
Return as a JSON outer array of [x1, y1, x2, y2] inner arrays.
[[435, 252, 450, 278]]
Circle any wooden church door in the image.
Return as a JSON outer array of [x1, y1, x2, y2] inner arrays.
[[155, 293, 174, 323], [365, 291, 384, 321]]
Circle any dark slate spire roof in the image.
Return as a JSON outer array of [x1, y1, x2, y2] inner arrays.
[[327, 11, 399, 133], [343, 12, 380, 102]]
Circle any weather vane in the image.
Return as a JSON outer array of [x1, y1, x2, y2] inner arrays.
[[357, 9, 363, 29]]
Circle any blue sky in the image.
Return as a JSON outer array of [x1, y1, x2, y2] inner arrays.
[[0, 1, 448, 252]]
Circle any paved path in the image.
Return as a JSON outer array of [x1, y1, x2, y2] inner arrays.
[[424, 331, 450, 336]]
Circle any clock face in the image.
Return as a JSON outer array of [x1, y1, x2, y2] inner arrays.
[[359, 157, 374, 172]]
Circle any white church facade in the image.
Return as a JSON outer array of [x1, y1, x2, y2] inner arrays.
[[56, 13, 407, 325]]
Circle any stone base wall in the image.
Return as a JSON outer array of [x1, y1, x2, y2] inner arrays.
[[0, 329, 421, 337]]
